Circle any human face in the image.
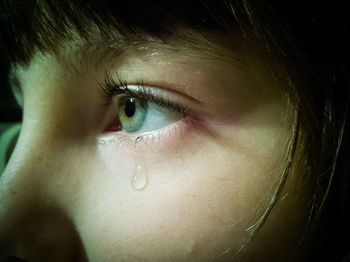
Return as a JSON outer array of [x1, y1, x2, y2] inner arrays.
[[0, 36, 312, 261]]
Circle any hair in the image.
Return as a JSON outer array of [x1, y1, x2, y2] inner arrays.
[[1, 0, 349, 260]]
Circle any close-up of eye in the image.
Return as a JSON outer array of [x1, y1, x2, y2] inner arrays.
[[111, 86, 186, 134], [0, 1, 349, 262]]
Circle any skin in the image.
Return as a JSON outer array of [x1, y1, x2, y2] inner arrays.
[[0, 36, 313, 261]]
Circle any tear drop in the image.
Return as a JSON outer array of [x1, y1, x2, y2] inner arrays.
[[131, 165, 148, 191]]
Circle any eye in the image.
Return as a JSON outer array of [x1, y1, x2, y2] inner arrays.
[[118, 95, 183, 133], [99, 79, 198, 148]]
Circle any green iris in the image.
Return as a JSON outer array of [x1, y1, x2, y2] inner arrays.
[[119, 97, 148, 133]]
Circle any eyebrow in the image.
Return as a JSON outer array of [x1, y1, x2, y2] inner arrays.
[[62, 38, 136, 73], [61, 32, 246, 74], [60, 31, 192, 71]]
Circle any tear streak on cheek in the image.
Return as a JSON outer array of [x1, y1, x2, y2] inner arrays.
[[96, 137, 149, 191]]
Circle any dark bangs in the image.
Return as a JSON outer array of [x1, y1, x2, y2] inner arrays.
[[0, 0, 245, 67]]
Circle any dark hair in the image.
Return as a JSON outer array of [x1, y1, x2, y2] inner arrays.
[[1, 0, 349, 260]]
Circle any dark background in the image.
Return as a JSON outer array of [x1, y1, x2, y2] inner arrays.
[[0, 68, 22, 123]]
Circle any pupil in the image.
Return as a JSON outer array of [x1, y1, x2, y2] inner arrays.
[[125, 98, 136, 117]]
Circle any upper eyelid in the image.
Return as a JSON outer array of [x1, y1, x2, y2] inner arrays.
[[101, 83, 189, 115], [98, 71, 202, 105]]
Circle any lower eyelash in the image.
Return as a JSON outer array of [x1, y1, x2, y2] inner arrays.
[[107, 116, 197, 152]]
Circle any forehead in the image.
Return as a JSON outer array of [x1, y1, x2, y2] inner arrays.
[[14, 27, 247, 81]]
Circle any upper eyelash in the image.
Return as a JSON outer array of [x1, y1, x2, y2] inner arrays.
[[98, 72, 189, 115]]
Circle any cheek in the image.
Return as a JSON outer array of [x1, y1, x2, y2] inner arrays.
[[72, 130, 286, 261]]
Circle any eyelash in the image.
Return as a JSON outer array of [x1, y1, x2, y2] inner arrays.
[[98, 72, 188, 116], [97, 72, 195, 149]]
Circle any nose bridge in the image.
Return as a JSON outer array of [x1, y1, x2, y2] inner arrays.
[[0, 132, 87, 261]]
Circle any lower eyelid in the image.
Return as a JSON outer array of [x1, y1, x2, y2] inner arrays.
[[100, 116, 197, 153]]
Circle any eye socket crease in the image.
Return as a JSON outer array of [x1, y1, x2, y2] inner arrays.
[[97, 71, 202, 109]]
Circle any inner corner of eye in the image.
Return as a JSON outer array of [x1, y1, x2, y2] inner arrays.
[[106, 116, 122, 132]]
